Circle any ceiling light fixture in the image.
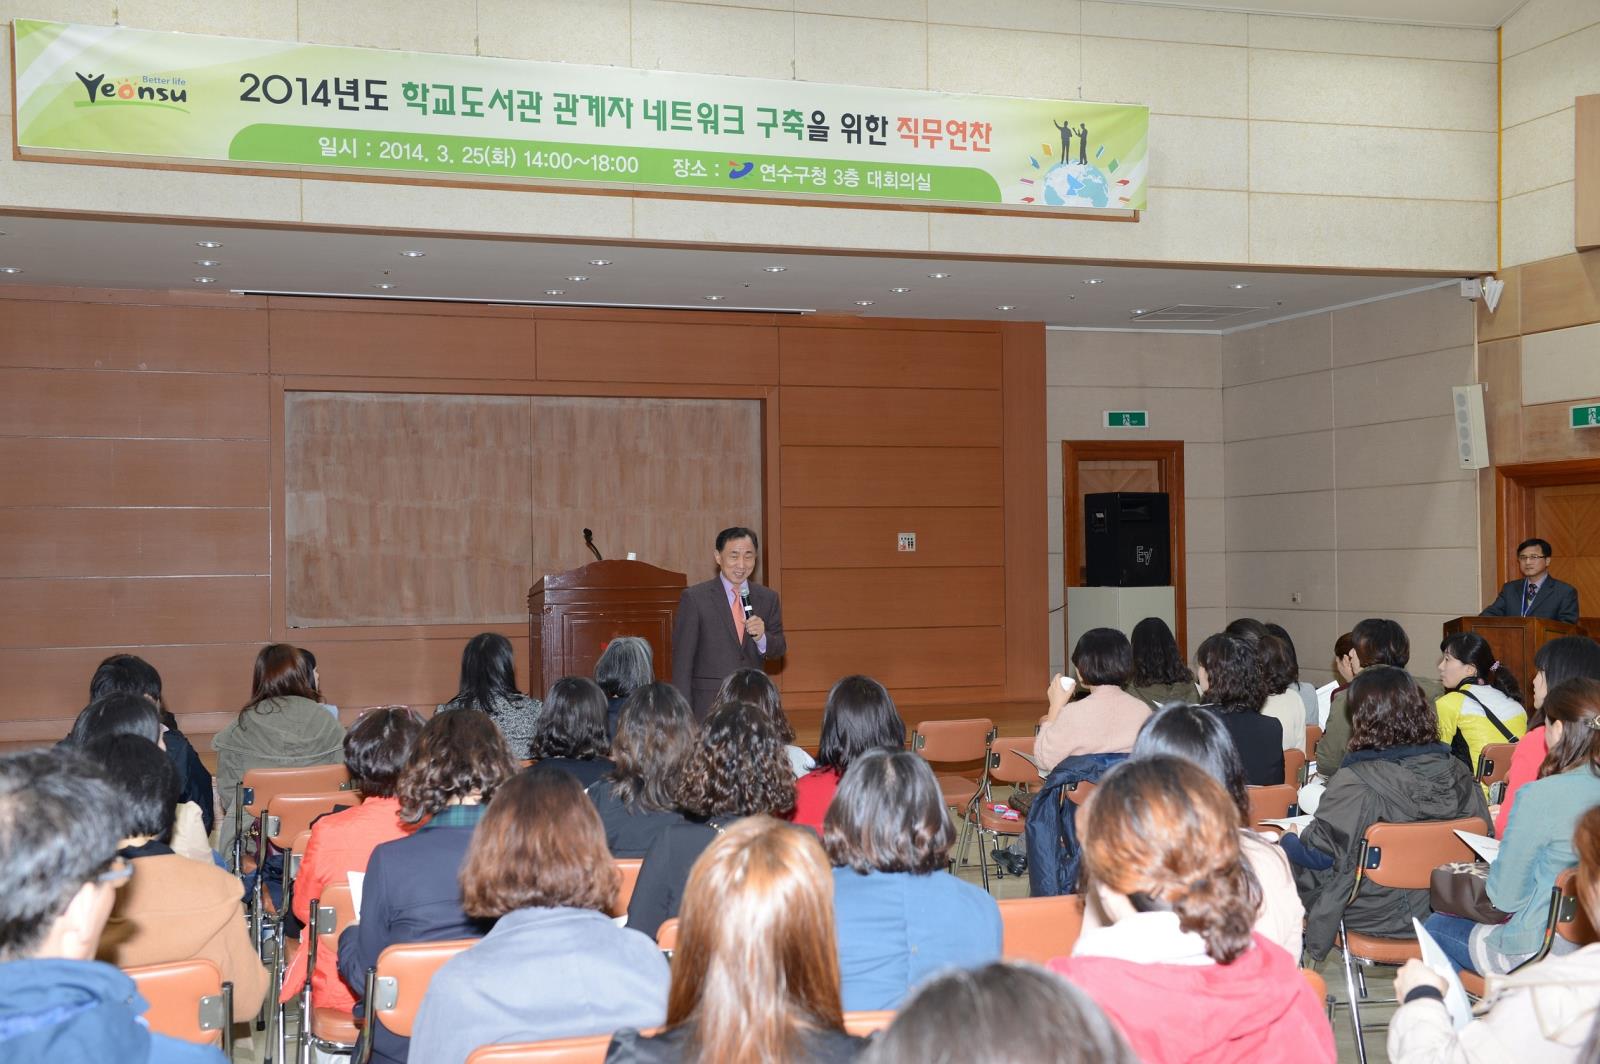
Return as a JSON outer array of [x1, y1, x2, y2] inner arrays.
[[1082, 278, 1105, 285], [996, 304, 1017, 311], [588, 259, 612, 266], [194, 259, 221, 268], [890, 287, 911, 293], [194, 240, 223, 249], [567, 275, 589, 282], [763, 266, 787, 273], [855, 300, 875, 306], [1229, 282, 1251, 290], [704, 295, 725, 301], [192, 276, 216, 284], [374, 282, 396, 290], [400, 249, 426, 258], [1131, 308, 1149, 316], [545, 289, 565, 296], [927, 272, 950, 279], [0, 267, 23, 275]]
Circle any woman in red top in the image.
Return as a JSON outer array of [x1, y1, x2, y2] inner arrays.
[[1495, 635, 1600, 834], [1050, 757, 1335, 1064], [791, 675, 905, 833], [280, 706, 422, 1010]]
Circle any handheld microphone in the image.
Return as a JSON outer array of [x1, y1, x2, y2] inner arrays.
[[739, 585, 754, 619], [582, 528, 603, 562]]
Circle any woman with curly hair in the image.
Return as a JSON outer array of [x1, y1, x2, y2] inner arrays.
[[625, 700, 797, 939], [1280, 666, 1489, 963], [711, 667, 815, 777], [1051, 757, 1335, 1064], [587, 683, 698, 857], [1195, 632, 1283, 785], [337, 709, 517, 1064]]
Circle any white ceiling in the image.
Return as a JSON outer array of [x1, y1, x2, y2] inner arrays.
[[0, 212, 1459, 333], [1115, 0, 1526, 28]]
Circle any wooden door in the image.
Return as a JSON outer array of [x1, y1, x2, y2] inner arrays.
[[1534, 483, 1600, 618]]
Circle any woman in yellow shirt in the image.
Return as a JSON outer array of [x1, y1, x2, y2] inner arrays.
[[1435, 632, 1527, 783]]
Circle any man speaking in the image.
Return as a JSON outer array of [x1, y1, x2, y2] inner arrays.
[[672, 526, 787, 716], [1481, 537, 1580, 623]]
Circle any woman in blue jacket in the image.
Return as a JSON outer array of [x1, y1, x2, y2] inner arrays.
[[823, 749, 1002, 1011]]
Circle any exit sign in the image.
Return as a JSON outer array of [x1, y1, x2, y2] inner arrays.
[[1104, 410, 1149, 429], [1573, 404, 1600, 429]]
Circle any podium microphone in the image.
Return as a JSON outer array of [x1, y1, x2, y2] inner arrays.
[[583, 528, 603, 562]]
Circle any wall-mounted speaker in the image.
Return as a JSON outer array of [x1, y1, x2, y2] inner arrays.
[[1452, 384, 1489, 470]]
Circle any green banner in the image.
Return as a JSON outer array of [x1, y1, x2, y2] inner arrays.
[[12, 19, 1149, 213]]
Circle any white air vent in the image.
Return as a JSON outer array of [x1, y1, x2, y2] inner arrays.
[[1131, 304, 1266, 323]]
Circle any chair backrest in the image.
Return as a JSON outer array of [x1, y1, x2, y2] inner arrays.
[[241, 763, 352, 816], [656, 918, 680, 953], [1555, 867, 1596, 945], [1476, 742, 1517, 786], [998, 895, 1083, 964], [125, 958, 229, 1047], [370, 938, 479, 1038], [911, 718, 995, 764], [1065, 780, 1096, 806], [1283, 747, 1308, 786], [1302, 967, 1328, 1001], [1306, 725, 1323, 755], [1246, 784, 1299, 826], [612, 858, 643, 918], [266, 789, 360, 848], [843, 1011, 895, 1036], [464, 1034, 616, 1063], [986, 736, 1038, 787], [1357, 817, 1490, 892]]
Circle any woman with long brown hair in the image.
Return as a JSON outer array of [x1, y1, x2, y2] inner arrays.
[[608, 816, 861, 1063], [213, 643, 346, 856], [1051, 757, 1334, 1064]]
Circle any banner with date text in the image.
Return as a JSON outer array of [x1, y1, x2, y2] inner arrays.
[[11, 19, 1149, 213]]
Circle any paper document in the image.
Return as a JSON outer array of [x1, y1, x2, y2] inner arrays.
[[1258, 813, 1314, 831], [1013, 749, 1049, 779], [348, 871, 365, 916], [1413, 917, 1473, 1030], [1454, 830, 1500, 864], [1315, 681, 1338, 727]]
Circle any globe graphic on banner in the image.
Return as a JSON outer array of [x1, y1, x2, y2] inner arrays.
[[1041, 161, 1111, 208]]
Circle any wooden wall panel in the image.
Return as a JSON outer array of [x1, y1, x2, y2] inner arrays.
[[0, 438, 268, 507], [0, 577, 269, 648], [780, 327, 1002, 389], [1519, 249, 1600, 336], [1001, 322, 1050, 702], [781, 507, 1004, 569], [297, 631, 530, 710], [536, 319, 778, 385], [0, 300, 268, 373], [269, 309, 537, 379], [779, 627, 1006, 692], [780, 386, 1002, 447], [0, 508, 268, 578], [0, 368, 269, 440], [782, 446, 1004, 507], [782, 567, 1005, 629]]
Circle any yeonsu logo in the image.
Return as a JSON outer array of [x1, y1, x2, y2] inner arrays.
[[74, 72, 190, 107]]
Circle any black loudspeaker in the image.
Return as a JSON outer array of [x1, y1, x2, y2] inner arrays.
[[1084, 492, 1171, 587]]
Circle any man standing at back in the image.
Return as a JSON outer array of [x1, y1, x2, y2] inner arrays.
[[1481, 537, 1580, 623], [672, 527, 787, 716], [0, 749, 225, 1064]]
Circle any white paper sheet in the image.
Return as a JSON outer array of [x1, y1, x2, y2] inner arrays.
[[1413, 917, 1473, 1030], [348, 870, 365, 917], [1259, 813, 1314, 831], [1454, 830, 1500, 864]]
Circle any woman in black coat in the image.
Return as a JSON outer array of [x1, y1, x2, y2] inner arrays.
[[1195, 632, 1284, 786]]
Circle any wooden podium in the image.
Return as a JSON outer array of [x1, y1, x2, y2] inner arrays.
[[527, 560, 688, 697], [1443, 615, 1588, 706]]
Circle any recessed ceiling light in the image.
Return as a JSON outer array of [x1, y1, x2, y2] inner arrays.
[[1083, 278, 1105, 285], [545, 289, 565, 296], [567, 275, 589, 282], [763, 266, 787, 273], [400, 250, 426, 258], [704, 295, 725, 301], [855, 300, 875, 306], [374, 282, 396, 290], [0, 267, 23, 275], [194, 259, 221, 268], [194, 240, 223, 249], [996, 305, 1017, 311], [927, 272, 950, 279], [890, 287, 911, 293], [192, 276, 216, 284], [588, 259, 612, 266], [1229, 282, 1251, 290], [1131, 308, 1149, 316]]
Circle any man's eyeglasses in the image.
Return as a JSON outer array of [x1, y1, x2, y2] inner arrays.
[[1518, 553, 1549, 562]]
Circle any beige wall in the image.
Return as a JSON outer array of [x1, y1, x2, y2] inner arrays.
[[0, 1, 1496, 272], [1501, 0, 1600, 267]]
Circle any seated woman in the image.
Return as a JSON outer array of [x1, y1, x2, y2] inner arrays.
[[1496, 635, 1600, 834], [712, 667, 814, 777], [863, 962, 1135, 1064], [587, 683, 697, 858], [437, 633, 543, 760], [86, 734, 268, 1016], [792, 675, 905, 833], [609, 816, 862, 1063], [1195, 632, 1284, 785], [1051, 757, 1335, 1064], [410, 770, 669, 1064], [1259, 634, 1307, 754], [526, 676, 614, 788], [1036, 627, 1152, 772], [1282, 666, 1490, 963], [1099, 703, 1304, 957], [337, 710, 517, 1064], [1264, 623, 1321, 734], [1436, 630, 1527, 782], [214, 644, 347, 858], [1127, 616, 1201, 709], [88, 653, 215, 837], [280, 706, 423, 1014], [1425, 677, 1600, 978], [1389, 803, 1600, 1062], [824, 749, 1000, 1010], [626, 701, 796, 939], [596, 636, 654, 739]]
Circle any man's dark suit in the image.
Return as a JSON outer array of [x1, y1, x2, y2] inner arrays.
[[671, 578, 786, 716], [1481, 576, 1580, 623]]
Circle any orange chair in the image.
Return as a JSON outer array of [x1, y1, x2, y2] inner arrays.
[[466, 1035, 613, 1064], [233, 763, 353, 873], [1476, 741, 1517, 803], [1246, 784, 1299, 827], [963, 737, 1036, 890], [264, 828, 316, 1063], [125, 958, 233, 1055], [300, 882, 361, 1064], [1283, 747, 1308, 787], [1065, 780, 1095, 805], [612, 859, 643, 918], [911, 717, 996, 817], [1302, 967, 1332, 1021], [354, 938, 478, 1062], [656, 918, 680, 954], [843, 1011, 895, 1036], [1306, 724, 1323, 759], [1336, 817, 1489, 1064], [998, 895, 1083, 964]]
